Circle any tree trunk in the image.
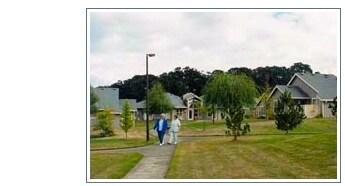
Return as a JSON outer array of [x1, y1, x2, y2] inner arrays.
[[285, 130, 288, 135], [126, 132, 128, 139]]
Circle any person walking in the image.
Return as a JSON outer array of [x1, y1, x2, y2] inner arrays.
[[153, 113, 168, 146], [168, 115, 181, 145]]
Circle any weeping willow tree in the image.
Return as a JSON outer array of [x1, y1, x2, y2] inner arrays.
[[202, 72, 257, 140]]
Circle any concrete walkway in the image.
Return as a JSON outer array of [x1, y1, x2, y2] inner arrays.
[[101, 141, 176, 179], [124, 143, 176, 179]]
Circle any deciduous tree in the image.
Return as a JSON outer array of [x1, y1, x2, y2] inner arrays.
[[202, 72, 257, 140], [95, 109, 114, 137], [147, 82, 173, 115], [120, 100, 134, 138], [90, 86, 99, 114]]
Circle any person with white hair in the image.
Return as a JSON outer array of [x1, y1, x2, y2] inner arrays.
[[153, 113, 169, 146]]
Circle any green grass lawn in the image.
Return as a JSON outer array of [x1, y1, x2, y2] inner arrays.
[[90, 152, 143, 179], [166, 118, 337, 179], [90, 137, 155, 150], [90, 121, 157, 149], [179, 118, 269, 136]]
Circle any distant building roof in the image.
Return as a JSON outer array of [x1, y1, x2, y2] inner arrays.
[[120, 99, 137, 111], [94, 88, 120, 112], [137, 100, 145, 109], [167, 93, 187, 108], [183, 92, 201, 101], [288, 73, 337, 100], [137, 93, 187, 109]]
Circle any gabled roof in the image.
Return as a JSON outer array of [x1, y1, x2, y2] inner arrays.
[[120, 99, 137, 111], [136, 93, 187, 109], [288, 73, 337, 100], [167, 93, 187, 108], [94, 88, 120, 112], [259, 85, 310, 107], [274, 85, 310, 98], [183, 92, 201, 101]]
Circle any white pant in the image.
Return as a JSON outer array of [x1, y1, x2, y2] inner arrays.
[[169, 131, 178, 144]]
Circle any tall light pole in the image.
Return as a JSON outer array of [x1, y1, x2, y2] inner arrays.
[[146, 53, 155, 142], [192, 89, 196, 121]]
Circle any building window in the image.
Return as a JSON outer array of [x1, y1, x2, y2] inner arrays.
[[176, 109, 183, 116]]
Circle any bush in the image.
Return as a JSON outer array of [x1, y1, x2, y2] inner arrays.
[[95, 109, 115, 137], [244, 113, 252, 119], [100, 131, 114, 137]]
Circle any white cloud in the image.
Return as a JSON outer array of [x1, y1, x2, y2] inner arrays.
[[89, 11, 338, 86]]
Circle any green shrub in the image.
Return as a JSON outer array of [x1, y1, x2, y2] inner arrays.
[[95, 109, 115, 137]]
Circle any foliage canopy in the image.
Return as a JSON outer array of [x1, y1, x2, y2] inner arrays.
[[147, 82, 173, 115], [121, 100, 134, 138], [95, 109, 114, 137], [202, 72, 257, 140]]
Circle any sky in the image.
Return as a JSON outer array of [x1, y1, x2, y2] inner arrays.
[[89, 10, 339, 87]]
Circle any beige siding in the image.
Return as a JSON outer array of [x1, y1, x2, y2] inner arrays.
[[169, 109, 187, 120], [303, 105, 321, 118], [323, 102, 335, 118]]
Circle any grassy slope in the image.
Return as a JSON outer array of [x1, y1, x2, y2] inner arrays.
[[166, 118, 337, 179]]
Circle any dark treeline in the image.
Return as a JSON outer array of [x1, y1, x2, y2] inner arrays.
[[101, 62, 314, 101]]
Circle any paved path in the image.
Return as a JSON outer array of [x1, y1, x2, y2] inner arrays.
[[124, 143, 176, 179], [100, 141, 176, 179]]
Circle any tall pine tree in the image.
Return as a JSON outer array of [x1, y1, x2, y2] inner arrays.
[[275, 91, 306, 134]]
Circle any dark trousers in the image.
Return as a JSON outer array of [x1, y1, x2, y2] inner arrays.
[[157, 131, 165, 144]]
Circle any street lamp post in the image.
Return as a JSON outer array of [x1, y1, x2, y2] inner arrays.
[[193, 89, 196, 121], [146, 53, 155, 142]]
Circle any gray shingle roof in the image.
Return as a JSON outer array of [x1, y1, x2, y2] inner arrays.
[[137, 93, 187, 109], [276, 85, 310, 98], [94, 88, 120, 112], [137, 100, 145, 109], [290, 73, 337, 100], [167, 93, 187, 108]]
